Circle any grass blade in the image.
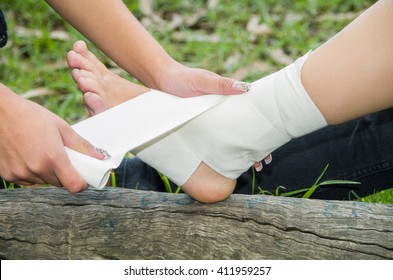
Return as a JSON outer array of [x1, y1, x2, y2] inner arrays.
[[319, 180, 360, 186]]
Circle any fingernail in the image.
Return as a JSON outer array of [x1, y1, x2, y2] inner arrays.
[[254, 162, 263, 172], [264, 154, 273, 165], [232, 82, 252, 93], [95, 147, 111, 160]]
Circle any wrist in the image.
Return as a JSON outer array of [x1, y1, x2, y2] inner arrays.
[[147, 58, 181, 91]]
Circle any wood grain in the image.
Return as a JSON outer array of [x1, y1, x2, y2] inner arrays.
[[0, 187, 392, 259]]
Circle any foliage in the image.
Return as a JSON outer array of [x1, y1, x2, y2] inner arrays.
[[351, 188, 393, 204], [1, 0, 375, 123], [257, 164, 360, 199], [2, 0, 387, 203]]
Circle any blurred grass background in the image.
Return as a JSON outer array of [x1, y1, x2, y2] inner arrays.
[[2, 0, 390, 202], [0, 0, 376, 123]]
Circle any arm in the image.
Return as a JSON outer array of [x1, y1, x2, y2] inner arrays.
[[0, 83, 104, 192], [45, 0, 244, 97]]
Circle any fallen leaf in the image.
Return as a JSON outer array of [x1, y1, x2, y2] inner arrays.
[[15, 26, 70, 41], [224, 53, 242, 69], [49, 30, 70, 41], [246, 15, 272, 36], [139, 0, 153, 16], [208, 0, 219, 10], [284, 12, 303, 23], [269, 49, 293, 65], [172, 32, 220, 43], [318, 11, 362, 22], [167, 13, 184, 31], [21, 87, 54, 99], [185, 10, 207, 27], [230, 61, 272, 81]]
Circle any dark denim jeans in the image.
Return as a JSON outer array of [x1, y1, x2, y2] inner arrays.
[[114, 108, 393, 200]]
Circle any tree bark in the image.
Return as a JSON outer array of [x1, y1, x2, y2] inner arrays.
[[0, 187, 392, 259]]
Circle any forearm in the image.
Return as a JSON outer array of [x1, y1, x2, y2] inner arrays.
[[45, 0, 174, 88], [302, 0, 393, 125]]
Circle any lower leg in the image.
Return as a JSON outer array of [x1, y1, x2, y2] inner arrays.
[[68, 41, 236, 202], [302, 0, 393, 125]]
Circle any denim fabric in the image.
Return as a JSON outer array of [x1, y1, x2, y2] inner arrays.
[[114, 109, 393, 200]]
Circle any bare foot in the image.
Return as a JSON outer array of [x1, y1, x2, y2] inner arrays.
[[67, 40, 148, 115], [67, 41, 236, 203]]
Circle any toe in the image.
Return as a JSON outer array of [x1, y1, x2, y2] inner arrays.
[[77, 76, 102, 96], [73, 40, 106, 72], [73, 40, 89, 56], [83, 92, 108, 116], [67, 50, 97, 74], [72, 69, 97, 82]]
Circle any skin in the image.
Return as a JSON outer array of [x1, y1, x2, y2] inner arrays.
[[0, 83, 105, 192], [45, 0, 245, 97], [67, 0, 393, 202], [302, 0, 393, 124], [0, 0, 245, 191], [67, 41, 237, 203], [67, 41, 272, 203]]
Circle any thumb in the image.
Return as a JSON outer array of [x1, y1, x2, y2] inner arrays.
[[59, 122, 106, 160], [196, 72, 251, 95]]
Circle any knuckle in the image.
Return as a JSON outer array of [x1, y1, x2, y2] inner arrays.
[[83, 139, 94, 152], [14, 166, 28, 179], [66, 179, 88, 193], [30, 154, 55, 175], [10, 166, 30, 183], [61, 170, 88, 193], [2, 171, 16, 183], [218, 78, 232, 92], [57, 119, 71, 133]]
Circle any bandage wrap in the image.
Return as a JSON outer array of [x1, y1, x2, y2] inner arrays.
[[136, 53, 327, 186]]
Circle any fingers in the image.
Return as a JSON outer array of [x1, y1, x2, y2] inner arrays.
[[1, 158, 76, 191], [51, 156, 89, 193], [195, 71, 251, 95], [254, 161, 263, 172], [5, 174, 46, 187], [231, 81, 252, 94], [56, 121, 110, 192], [59, 121, 105, 160], [264, 154, 273, 164], [253, 154, 273, 172]]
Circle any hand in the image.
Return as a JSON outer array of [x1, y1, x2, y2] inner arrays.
[[0, 84, 104, 192], [156, 61, 250, 98]]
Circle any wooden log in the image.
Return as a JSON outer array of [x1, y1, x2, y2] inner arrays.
[[0, 187, 392, 260]]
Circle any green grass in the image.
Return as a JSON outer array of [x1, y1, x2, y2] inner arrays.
[[2, 0, 389, 203], [351, 188, 393, 204], [2, 179, 15, 190], [153, 164, 393, 205], [257, 164, 361, 199], [157, 171, 182, 194], [1, 0, 376, 123]]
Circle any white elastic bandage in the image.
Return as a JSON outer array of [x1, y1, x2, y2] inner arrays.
[[136, 52, 327, 186]]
